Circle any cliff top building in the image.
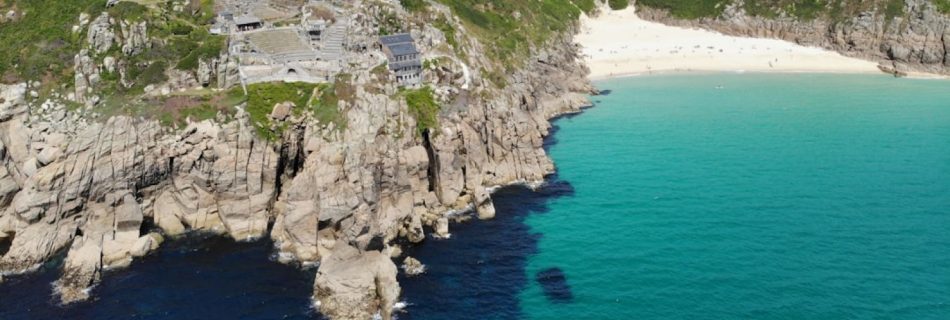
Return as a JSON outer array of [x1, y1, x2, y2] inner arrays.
[[380, 33, 422, 87], [234, 15, 263, 32]]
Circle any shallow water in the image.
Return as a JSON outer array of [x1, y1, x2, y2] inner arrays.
[[1, 74, 948, 319], [516, 73, 950, 319]]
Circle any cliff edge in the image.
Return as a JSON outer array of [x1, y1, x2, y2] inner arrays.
[[0, 0, 593, 319]]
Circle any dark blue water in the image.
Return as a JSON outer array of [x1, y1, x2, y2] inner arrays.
[[398, 179, 574, 320], [0, 185, 561, 320], [0, 236, 318, 319]]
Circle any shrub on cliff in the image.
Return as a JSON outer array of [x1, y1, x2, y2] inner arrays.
[[0, 0, 104, 83], [402, 87, 440, 136], [435, 0, 582, 69], [607, 0, 630, 10]]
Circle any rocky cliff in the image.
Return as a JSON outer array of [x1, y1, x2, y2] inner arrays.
[[0, 2, 593, 319], [636, 0, 950, 76]]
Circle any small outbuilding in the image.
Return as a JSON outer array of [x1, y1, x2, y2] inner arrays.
[[234, 15, 263, 32]]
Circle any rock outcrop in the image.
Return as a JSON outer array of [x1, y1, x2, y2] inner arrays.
[[402, 256, 425, 276], [0, 84, 281, 299], [120, 19, 149, 56], [87, 12, 115, 54], [314, 244, 400, 320], [0, 3, 593, 320], [637, 0, 950, 75]]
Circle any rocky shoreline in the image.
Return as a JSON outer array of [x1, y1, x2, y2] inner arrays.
[[0, 10, 593, 319], [636, 0, 950, 77]]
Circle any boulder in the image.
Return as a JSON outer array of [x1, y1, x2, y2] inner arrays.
[[402, 256, 425, 276], [130, 233, 164, 258], [434, 217, 449, 238], [314, 244, 400, 320], [270, 102, 294, 121], [36, 147, 62, 166]]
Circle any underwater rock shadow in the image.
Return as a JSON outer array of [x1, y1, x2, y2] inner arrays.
[[535, 267, 573, 304], [398, 172, 575, 320], [397, 114, 577, 319]]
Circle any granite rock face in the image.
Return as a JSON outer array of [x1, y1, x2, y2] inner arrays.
[[0, 4, 593, 320], [87, 12, 115, 54], [0, 83, 281, 300], [637, 0, 950, 75]]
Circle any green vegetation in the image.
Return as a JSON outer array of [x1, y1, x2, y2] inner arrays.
[[241, 79, 349, 140], [312, 75, 350, 131], [637, 0, 727, 19], [573, 0, 598, 14], [244, 82, 317, 140], [402, 87, 440, 135], [0, 0, 105, 83], [786, 0, 825, 20], [371, 62, 390, 76], [0, 0, 227, 112], [400, 0, 429, 12], [435, 0, 582, 71], [936, 0, 950, 14], [185, 0, 217, 25], [133, 61, 169, 87], [107, 1, 148, 21], [432, 18, 463, 57], [607, 0, 630, 10], [744, 1, 780, 18], [173, 30, 226, 71], [883, 0, 905, 20]]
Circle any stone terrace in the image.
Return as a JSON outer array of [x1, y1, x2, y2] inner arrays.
[[248, 29, 311, 55]]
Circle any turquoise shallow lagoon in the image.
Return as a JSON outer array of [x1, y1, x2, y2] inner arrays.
[[519, 74, 950, 319]]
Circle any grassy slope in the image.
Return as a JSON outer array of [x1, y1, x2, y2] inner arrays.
[[0, 0, 105, 83], [0, 0, 236, 128], [433, 0, 583, 72], [402, 86, 440, 136]]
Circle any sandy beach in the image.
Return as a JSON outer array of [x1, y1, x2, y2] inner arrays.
[[576, 6, 883, 80]]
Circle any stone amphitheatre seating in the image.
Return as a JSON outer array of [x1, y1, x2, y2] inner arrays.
[[247, 29, 318, 62], [247, 29, 309, 55]]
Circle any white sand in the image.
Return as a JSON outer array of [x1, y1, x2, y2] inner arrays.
[[576, 6, 882, 80]]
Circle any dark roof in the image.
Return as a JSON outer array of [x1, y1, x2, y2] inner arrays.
[[380, 33, 414, 46], [387, 43, 419, 56], [234, 15, 262, 26]]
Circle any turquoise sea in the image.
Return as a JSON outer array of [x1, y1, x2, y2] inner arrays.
[[517, 73, 950, 319]]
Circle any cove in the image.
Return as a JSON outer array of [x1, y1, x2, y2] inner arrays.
[[1, 73, 948, 320]]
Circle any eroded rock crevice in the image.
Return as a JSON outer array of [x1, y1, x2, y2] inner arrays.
[[0, 232, 13, 257]]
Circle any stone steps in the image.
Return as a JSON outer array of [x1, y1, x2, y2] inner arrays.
[[321, 22, 347, 60]]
